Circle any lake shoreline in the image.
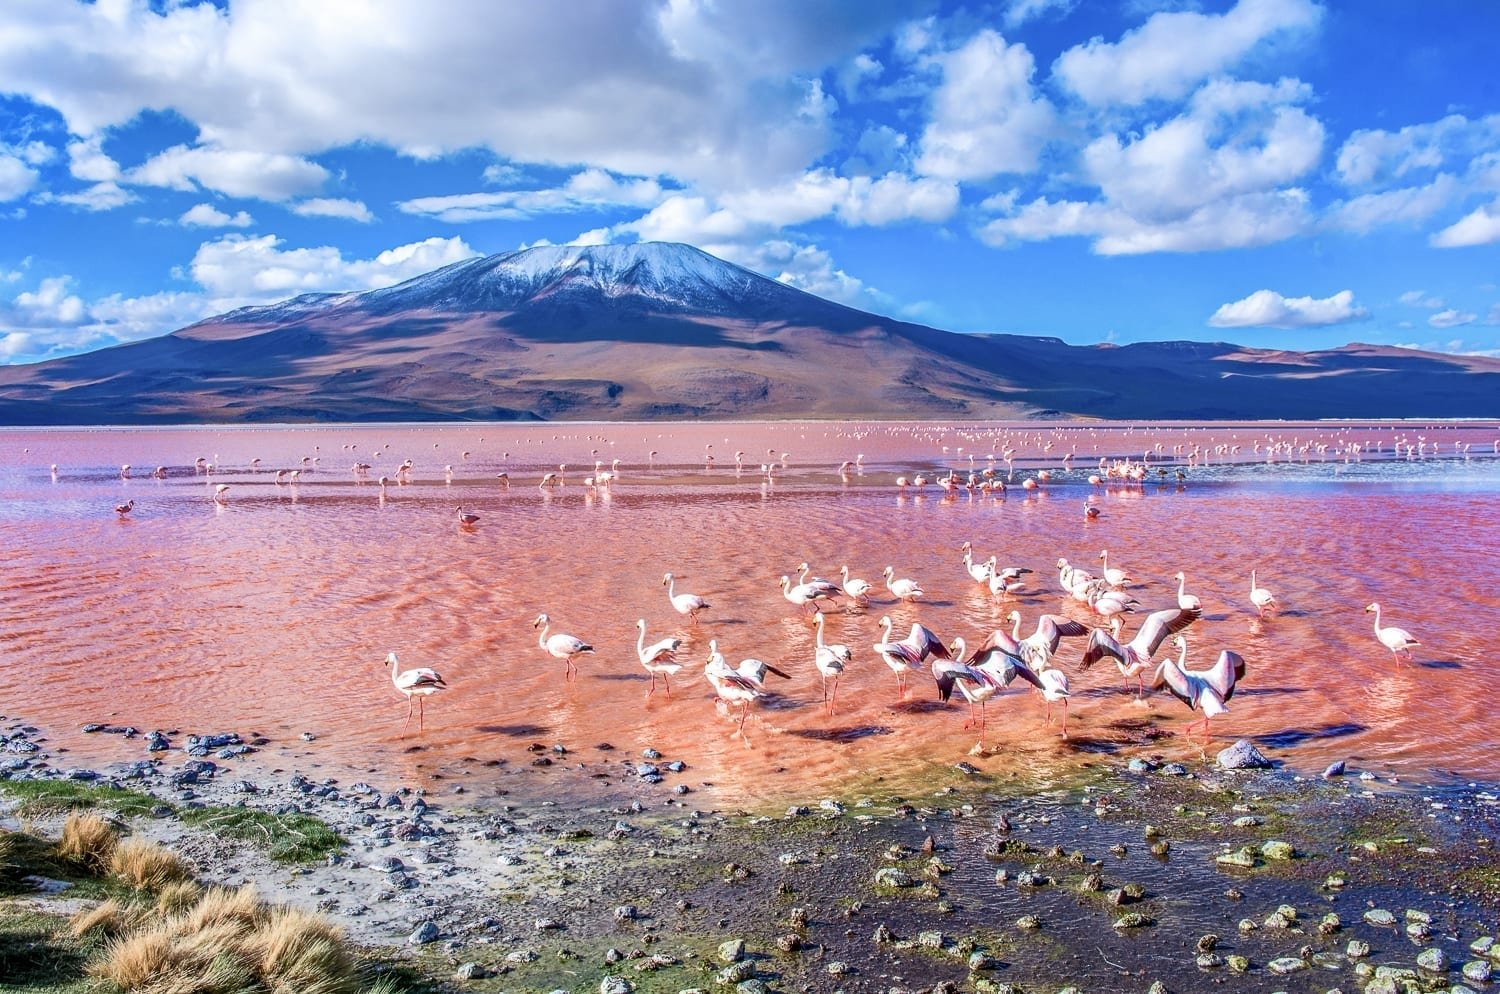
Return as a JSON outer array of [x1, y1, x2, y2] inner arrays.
[[5, 714, 1500, 992]]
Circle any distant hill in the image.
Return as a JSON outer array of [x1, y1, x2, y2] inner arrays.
[[0, 242, 1495, 423]]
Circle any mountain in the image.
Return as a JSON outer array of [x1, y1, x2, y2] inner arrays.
[[1, 242, 1496, 423]]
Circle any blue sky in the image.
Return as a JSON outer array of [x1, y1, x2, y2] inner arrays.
[[1, 0, 1498, 365]]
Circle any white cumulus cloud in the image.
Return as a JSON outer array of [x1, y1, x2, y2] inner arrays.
[[1053, 0, 1322, 106], [291, 198, 375, 222], [915, 30, 1057, 181], [1428, 308, 1476, 329], [0, 155, 39, 202], [127, 145, 329, 201], [188, 233, 480, 307], [1207, 288, 1367, 329], [180, 203, 254, 228], [1431, 198, 1500, 248]]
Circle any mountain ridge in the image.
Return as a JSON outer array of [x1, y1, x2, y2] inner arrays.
[[0, 241, 1495, 424]]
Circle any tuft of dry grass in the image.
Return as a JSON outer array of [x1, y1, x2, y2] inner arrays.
[[85, 884, 362, 994], [154, 879, 204, 915], [70, 898, 149, 939], [56, 812, 119, 871], [109, 837, 192, 891], [246, 906, 353, 994]]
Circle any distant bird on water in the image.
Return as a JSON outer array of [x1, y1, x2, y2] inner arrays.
[[1365, 602, 1418, 663], [115, 499, 135, 517], [663, 572, 710, 624], [213, 484, 230, 504], [533, 613, 594, 679], [635, 618, 683, 698], [1249, 570, 1277, 618], [456, 506, 479, 526], [385, 651, 447, 734], [881, 565, 924, 602], [812, 612, 853, 715]]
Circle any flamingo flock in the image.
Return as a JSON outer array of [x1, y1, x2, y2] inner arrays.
[[62, 423, 1452, 746]]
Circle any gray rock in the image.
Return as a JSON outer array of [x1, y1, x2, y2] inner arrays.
[[1464, 960, 1493, 982], [715, 961, 755, 984], [1415, 948, 1448, 972], [1217, 739, 1272, 770], [599, 976, 632, 994], [1346, 939, 1370, 958], [1363, 909, 1396, 927], [1260, 840, 1295, 860], [717, 939, 745, 964], [735, 981, 769, 994], [1215, 847, 1258, 868], [408, 921, 441, 945], [874, 867, 915, 888], [1127, 757, 1156, 772], [614, 905, 639, 922], [1267, 957, 1307, 975], [454, 962, 490, 980], [1322, 760, 1346, 778], [1159, 762, 1188, 776], [825, 961, 851, 975]]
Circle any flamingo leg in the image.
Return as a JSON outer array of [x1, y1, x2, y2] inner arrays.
[[401, 697, 414, 736], [663, 673, 672, 699], [830, 677, 839, 715], [646, 673, 657, 699], [1060, 699, 1069, 738], [418, 695, 426, 733]]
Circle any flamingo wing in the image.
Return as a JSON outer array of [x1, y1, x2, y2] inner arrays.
[[1132, 606, 1202, 658], [1035, 615, 1091, 654], [1079, 627, 1124, 670], [1206, 650, 1246, 702], [1152, 658, 1196, 709]]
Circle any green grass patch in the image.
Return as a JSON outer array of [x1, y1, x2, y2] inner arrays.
[[0, 780, 160, 818], [179, 806, 344, 864], [0, 906, 103, 993]]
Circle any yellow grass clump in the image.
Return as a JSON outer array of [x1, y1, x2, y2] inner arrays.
[[57, 811, 120, 870], [86, 884, 363, 994], [155, 878, 204, 915], [109, 836, 192, 891], [70, 897, 150, 939]]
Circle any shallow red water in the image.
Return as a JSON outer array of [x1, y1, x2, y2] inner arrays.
[[2, 420, 1497, 802]]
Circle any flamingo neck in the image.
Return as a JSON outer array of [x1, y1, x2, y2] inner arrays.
[[636, 625, 646, 657], [1011, 615, 1023, 640], [1177, 642, 1188, 668], [880, 617, 893, 641], [799, 565, 810, 584], [1371, 606, 1382, 633], [537, 624, 549, 649], [1177, 575, 1187, 598], [666, 576, 676, 598]]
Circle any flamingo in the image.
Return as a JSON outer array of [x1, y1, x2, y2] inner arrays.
[[872, 615, 950, 697], [703, 640, 789, 735], [839, 565, 873, 605], [213, 484, 230, 504], [881, 566, 923, 602], [635, 619, 683, 698], [663, 572, 710, 624], [796, 563, 843, 597], [1098, 550, 1131, 588], [960, 542, 993, 584], [115, 499, 135, 517], [937, 635, 1045, 749], [533, 614, 594, 680], [1080, 606, 1202, 697], [384, 651, 447, 734], [1086, 581, 1138, 619], [1152, 636, 1245, 744], [986, 562, 1032, 600], [1016, 614, 1091, 672], [812, 613, 853, 714], [779, 575, 840, 614], [1365, 602, 1419, 663], [456, 506, 479, 526], [1038, 669, 1072, 737], [1173, 571, 1202, 611], [1249, 570, 1277, 618]]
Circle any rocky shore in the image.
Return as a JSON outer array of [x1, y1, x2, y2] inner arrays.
[[4, 715, 1500, 993]]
